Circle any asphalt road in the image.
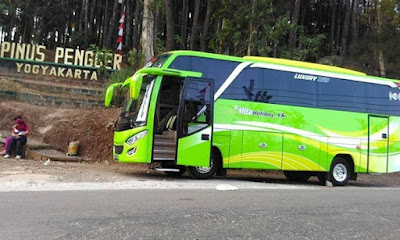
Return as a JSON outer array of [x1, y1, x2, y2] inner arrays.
[[1, 188, 400, 240]]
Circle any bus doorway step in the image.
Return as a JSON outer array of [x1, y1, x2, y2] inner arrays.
[[155, 168, 180, 172], [155, 166, 187, 177]]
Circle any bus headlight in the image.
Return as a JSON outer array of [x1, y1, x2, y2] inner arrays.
[[126, 130, 148, 145]]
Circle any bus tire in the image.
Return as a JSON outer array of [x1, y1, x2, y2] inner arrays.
[[283, 171, 311, 182], [329, 157, 351, 186], [165, 165, 186, 177], [187, 152, 218, 179]]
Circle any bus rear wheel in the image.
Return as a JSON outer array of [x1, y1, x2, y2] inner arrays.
[[187, 153, 218, 179], [283, 171, 311, 182], [329, 157, 351, 186]]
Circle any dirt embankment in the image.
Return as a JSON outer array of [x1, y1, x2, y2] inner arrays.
[[0, 101, 120, 161]]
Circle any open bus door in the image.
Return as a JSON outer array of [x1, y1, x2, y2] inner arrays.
[[176, 78, 214, 167]]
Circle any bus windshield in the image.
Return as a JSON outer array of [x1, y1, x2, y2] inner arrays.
[[116, 76, 155, 131], [144, 53, 171, 68]]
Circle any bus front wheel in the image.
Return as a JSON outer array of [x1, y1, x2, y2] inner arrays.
[[283, 171, 311, 182], [329, 157, 351, 186], [187, 153, 218, 179]]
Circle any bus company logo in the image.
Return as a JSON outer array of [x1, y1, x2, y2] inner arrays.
[[294, 73, 318, 81], [389, 91, 400, 101], [317, 76, 330, 83], [294, 74, 330, 83], [233, 105, 287, 118]]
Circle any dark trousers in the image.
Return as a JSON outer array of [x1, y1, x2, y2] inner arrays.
[[6, 136, 27, 156]]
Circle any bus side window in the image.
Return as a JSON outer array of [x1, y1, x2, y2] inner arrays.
[[182, 101, 208, 135], [180, 79, 212, 136], [168, 56, 239, 93], [259, 90, 272, 103], [221, 68, 259, 101], [221, 68, 278, 104]]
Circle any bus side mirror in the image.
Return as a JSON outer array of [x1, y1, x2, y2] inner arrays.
[[130, 74, 143, 100], [104, 83, 123, 107]]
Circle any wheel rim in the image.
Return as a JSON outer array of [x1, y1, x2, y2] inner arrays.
[[195, 158, 213, 174], [333, 163, 347, 182]]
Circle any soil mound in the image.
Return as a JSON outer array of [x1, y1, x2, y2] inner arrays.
[[0, 100, 120, 161]]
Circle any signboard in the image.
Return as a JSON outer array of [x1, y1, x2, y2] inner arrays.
[[0, 41, 122, 81]]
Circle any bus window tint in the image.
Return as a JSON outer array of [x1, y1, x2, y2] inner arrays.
[[222, 68, 317, 107], [221, 68, 262, 101], [181, 80, 212, 135], [277, 71, 317, 107], [318, 78, 367, 112], [221, 68, 280, 103], [367, 84, 400, 116], [168, 56, 239, 93], [145, 54, 171, 68]]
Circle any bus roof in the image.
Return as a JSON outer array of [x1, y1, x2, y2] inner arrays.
[[166, 50, 400, 85], [168, 51, 366, 76], [244, 56, 366, 76]]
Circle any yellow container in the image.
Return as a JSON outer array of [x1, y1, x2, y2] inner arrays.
[[67, 141, 79, 156]]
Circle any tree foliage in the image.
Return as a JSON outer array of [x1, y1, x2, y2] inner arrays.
[[1, 0, 400, 78]]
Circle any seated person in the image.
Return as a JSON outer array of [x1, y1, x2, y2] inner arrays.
[[1, 115, 29, 155], [4, 118, 29, 159]]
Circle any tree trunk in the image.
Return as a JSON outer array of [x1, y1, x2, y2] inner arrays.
[[78, 0, 85, 33], [351, 0, 359, 43], [180, 0, 189, 49], [218, 17, 229, 54], [89, 0, 97, 44], [200, 0, 213, 52], [8, 10, 16, 41], [340, 0, 351, 57], [154, 7, 161, 53], [141, 0, 155, 62], [215, 13, 221, 53], [335, 0, 342, 55], [289, 0, 302, 48], [132, 0, 142, 49], [95, 0, 103, 43], [105, 0, 119, 49], [125, 0, 133, 50], [376, 1, 385, 76], [317, 0, 324, 33], [246, 0, 256, 55], [165, 0, 175, 51], [101, 0, 110, 48], [299, 0, 308, 27], [189, 0, 201, 50], [22, 10, 34, 43], [84, 0, 89, 49], [273, 41, 278, 58], [329, 0, 337, 54]]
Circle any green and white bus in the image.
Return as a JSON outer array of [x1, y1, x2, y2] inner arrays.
[[105, 51, 400, 186]]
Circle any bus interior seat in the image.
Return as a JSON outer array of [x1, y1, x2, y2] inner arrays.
[[166, 115, 177, 130], [155, 77, 181, 134], [156, 106, 177, 133]]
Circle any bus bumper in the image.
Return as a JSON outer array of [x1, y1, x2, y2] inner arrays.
[[113, 126, 151, 163]]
